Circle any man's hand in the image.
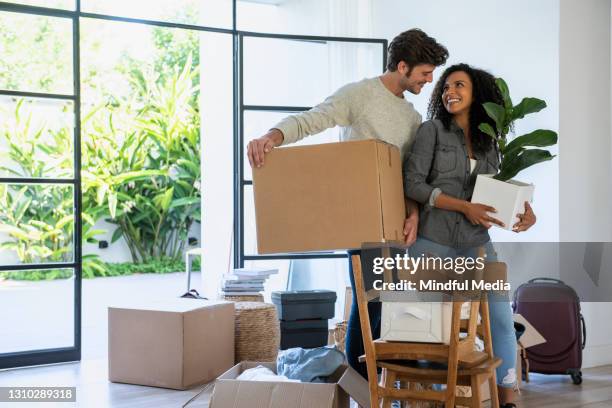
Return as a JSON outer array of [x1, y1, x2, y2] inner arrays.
[[247, 129, 284, 168], [403, 212, 418, 246], [463, 202, 505, 229], [513, 201, 536, 232]]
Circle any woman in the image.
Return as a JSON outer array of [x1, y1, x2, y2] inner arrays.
[[403, 63, 536, 408]]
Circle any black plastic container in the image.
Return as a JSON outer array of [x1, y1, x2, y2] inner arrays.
[[271, 290, 337, 321], [279, 319, 329, 350]]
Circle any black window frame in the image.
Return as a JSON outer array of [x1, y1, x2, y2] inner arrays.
[[234, 32, 388, 267]]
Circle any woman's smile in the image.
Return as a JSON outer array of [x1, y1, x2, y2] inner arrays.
[[442, 71, 473, 114]]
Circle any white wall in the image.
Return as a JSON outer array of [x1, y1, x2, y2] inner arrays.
[[559, 0, 612, 369], [371, 0, 560, 243]]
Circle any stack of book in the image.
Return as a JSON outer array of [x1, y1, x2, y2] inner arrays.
[[221, 267, 278, 297]]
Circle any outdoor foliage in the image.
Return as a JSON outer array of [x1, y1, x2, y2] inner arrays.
[[0, 100, 106, 277], [478, 78, 558, 182], [0, 257, 201, 281], [82, 56, 201, 263], [0, 16, 202, 278]]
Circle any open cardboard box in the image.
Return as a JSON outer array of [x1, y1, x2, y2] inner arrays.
[[209, 361, 370, 408]]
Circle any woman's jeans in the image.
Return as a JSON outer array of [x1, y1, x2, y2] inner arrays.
[[345, 239, 517, 388]]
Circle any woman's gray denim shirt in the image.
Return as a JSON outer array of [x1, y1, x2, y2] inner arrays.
[[403, 119, 500, 249]]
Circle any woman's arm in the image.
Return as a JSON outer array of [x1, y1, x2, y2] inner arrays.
[[434, 193, 505, 229], [403, 121, 438, 204], [403, 121, 505, 229]]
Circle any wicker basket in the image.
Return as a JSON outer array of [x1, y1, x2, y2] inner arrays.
[[234, 302, 280, 362], [223, 294, 264, 302]]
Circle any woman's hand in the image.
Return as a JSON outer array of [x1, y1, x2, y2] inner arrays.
[[463, 202, 505, 229], [513, 201, 536, 232], [403, 211, 418, 246]]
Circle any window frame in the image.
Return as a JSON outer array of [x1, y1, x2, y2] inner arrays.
[[234, 31, 388, 267], [0, 0, 387, 369]]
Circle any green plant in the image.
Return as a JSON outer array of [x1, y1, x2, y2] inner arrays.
[[82, 56, 201, 263], [0, 257, 201, 281], [0, 100, 104, 276], [478, 78, 558, 181]]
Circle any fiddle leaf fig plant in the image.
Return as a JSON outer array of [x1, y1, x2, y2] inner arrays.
[[478, 78, 558, 182]]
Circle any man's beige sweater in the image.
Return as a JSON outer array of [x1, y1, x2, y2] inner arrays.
[[273, 77, 422, 161]]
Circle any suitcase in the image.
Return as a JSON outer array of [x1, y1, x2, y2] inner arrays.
[[512, 278, 586, 384]]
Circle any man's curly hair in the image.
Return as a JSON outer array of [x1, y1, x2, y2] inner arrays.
[[387, 29, 448, 73], [427, 63, 502, 155]]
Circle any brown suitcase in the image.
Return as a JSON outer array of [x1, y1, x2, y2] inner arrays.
[[512, 278, 586, 384]]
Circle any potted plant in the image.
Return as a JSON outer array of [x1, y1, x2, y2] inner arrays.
[[471, 78, 558, 230]]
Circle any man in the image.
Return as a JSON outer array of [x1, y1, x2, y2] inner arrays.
[[247, 28, 448, 378]]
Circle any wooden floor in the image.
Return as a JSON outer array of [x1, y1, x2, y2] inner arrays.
[[0, 360, 611, 407]]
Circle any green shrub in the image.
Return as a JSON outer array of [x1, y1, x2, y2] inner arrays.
[[0, 257, 201, 281]]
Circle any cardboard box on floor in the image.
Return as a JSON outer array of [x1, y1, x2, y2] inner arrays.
[[108, 299, 235, 390], [253, 139, 406, 254], [209, 361, 370, 408]]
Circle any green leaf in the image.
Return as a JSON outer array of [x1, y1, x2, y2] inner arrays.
[[504, 129, 558, 157], [156, 187, 174, 212], [112, 169, 166, 184], [176, 159, 199, 176], [478, 123, 498, 141], [111, 227, 123, 244], [81, 212, 96, 226], [56, 214, 74, 230], [169, 196, 200, 209], [14, 197, 32, 223], [495, 149, 555, 181], [108, 191, 118, 219], [30, 220, 52, 231], [482, 102, 506, 135], [512, 97, 546, 120], [495, 78, 513, 110], [96, 183, 108, 205]]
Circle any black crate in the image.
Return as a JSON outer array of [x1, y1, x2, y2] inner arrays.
[[271, 290, 337, 321], [279, 319, 329, 350]]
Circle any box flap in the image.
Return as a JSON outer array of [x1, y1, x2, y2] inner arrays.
[[108, 298, 232, 314], [513, 313, 546, 348], [337, 365, 371, 408], [376, 142, 406, 243]]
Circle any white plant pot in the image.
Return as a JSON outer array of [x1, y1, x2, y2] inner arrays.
[[471, 174, 535, 230]]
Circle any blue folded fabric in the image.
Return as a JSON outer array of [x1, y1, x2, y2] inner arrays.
[[277, 346, 345, 383]]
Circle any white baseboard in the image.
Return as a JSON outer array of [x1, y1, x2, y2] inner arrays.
[[582, 343, 612, 368]]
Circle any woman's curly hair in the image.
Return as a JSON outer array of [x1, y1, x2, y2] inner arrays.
[[427, 63, 502, 155]]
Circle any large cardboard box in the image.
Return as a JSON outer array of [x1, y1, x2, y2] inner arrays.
[[253, 139, 406, 254], [209, 361, 370, 408], [108, 299, 235, 390]]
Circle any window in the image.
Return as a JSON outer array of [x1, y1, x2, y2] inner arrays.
[[0, 0, 386, 369], [236, 31, 386, 303]]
